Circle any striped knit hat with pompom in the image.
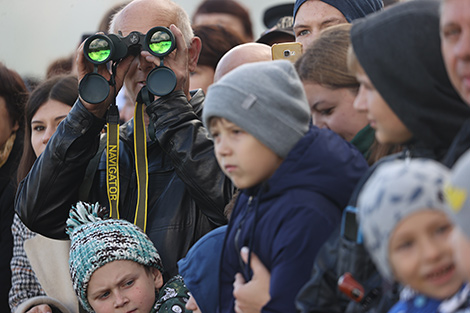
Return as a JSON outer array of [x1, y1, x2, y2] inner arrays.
[[67, 201, 163, 312]]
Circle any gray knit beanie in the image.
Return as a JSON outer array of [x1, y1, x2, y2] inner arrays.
[[67, 202, 164, 312], [357, 158, 450, 282], [445, 149, 470, 240], [202, 60, 310, 159]]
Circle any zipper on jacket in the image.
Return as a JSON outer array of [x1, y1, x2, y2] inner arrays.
[[234, 195, 253, 280]]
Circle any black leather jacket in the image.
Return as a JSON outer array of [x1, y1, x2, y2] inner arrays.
[[15, 89, 231, 278]]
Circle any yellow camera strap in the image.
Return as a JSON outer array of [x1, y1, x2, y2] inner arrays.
[[133, 98, 149, 231], [105, 88, 150, 232], [106, 104, 120, 219]]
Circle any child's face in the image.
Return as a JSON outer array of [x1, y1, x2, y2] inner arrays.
[[450, 227, 470, 281], [87, 260, 164, 313], [389, 210, 462, 299], [353, 66, 413, 144], [209, 118, 283, 189]]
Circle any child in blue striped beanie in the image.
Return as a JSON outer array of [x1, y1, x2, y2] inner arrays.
[[66, 201, 190, 313]]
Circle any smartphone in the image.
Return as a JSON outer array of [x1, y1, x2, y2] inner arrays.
[[271, 42, 303, 63], [340, 205, 363, 244]]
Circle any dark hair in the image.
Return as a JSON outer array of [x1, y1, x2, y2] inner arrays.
[[367, 141, 403, 165], [295, 24, 359, 92], [0, 63, 28, 131], [193, 0, 253, 40], [17, 75, 78, 183], [46, 55, 74, 79], [193, 24, 245, 70]]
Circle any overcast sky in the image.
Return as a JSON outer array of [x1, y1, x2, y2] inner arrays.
[[0, 0, 290, 79]]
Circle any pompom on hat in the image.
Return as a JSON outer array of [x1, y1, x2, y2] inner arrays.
[[67, 202, 163, 312]]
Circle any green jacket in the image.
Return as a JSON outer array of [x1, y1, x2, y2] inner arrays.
[[152, 275, 190, 313]]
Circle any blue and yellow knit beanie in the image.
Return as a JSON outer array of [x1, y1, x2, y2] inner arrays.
[[357, 159, 450, 283], [67, 201, 164, 312]]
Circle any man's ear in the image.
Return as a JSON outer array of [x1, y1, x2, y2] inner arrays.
[[188, 36, 202, 73], [152, 268, 164, 290]]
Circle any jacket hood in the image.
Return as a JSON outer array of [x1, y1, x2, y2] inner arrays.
[[257, 125, 368, 211], [177, 226, 226, 313], [351, 0, 470, 155]]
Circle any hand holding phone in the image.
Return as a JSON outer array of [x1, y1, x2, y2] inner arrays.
[[271, 42, 303, 63]]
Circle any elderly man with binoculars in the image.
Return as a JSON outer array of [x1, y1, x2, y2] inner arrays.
[[15, 0, 231, 281]]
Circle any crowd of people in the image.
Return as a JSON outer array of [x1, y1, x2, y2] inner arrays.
[[2, 0, 470, 312]]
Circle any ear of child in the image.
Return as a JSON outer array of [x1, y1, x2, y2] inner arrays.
[[151, 267, 164, 291]]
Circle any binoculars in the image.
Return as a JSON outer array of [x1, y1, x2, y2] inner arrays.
[[79, 26, 177, 104], [84, 26, 176, 64]]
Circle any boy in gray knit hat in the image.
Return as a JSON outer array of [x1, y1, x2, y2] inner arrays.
[[203, 60, 368, 313], [66, 201, 190, 313], [358, 159, 470, 312], [445, 149, 470, 282]]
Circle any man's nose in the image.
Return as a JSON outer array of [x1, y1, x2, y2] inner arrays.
[[454, 29, 470, 61], [138, 52, 157, 72]]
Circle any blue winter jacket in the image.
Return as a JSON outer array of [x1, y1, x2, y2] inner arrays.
[[388, 284, 470, 313], [219, 126, 369, 313]]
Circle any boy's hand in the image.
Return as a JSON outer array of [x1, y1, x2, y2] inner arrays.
[[26, 304, 52, 313], [233, 247, 271, 313]]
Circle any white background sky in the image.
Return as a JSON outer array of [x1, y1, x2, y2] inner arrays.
[[0, 0, 290, 79]]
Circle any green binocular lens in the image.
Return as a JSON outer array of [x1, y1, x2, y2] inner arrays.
[[83, 27, 175, 65], [148, 30, 173, 55], [86, 37, 112, 63]]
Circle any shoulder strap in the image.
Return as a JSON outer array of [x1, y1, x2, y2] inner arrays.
[[78, 133, 107, 200]]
